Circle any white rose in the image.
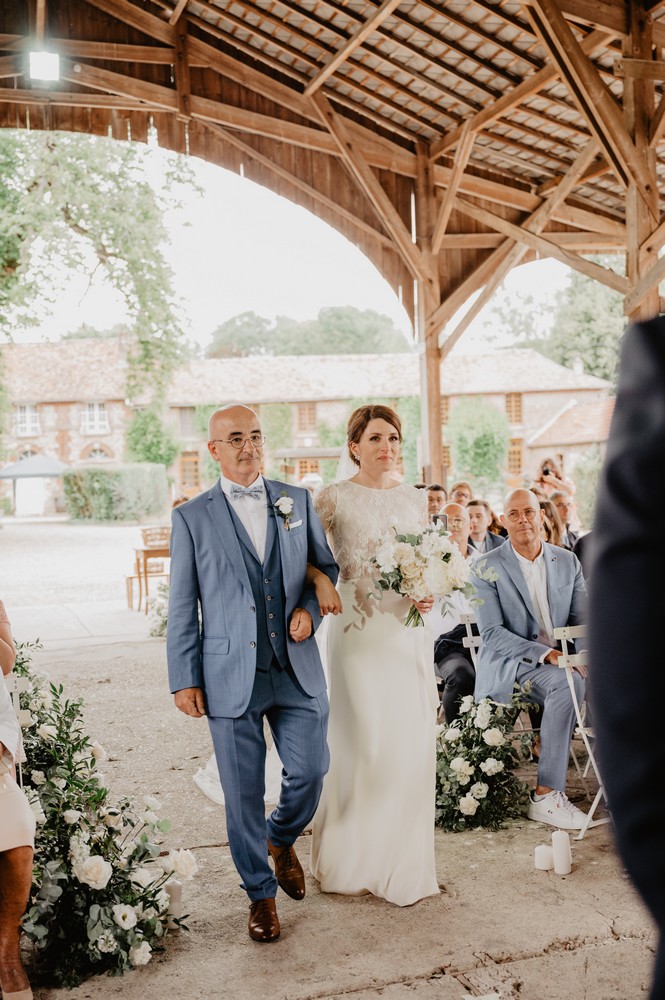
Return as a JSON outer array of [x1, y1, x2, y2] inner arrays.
[[474, 702, 493, 730], [96, 930, 118, 954], [374, 540, 397, 573], [144, 795, 161, 812], [51, 777, 66, 790], [63, 809, 82, 825], [275, 496, 294, 515], [450, 757, 475, 778], [483, 728, 505, 747], [168, 848, 199, 881], [480, 757, 504, 776], [112, 903, 138, 929], [422, 560, 450, 596], [74, 855, 113, 890], [37, 723, 57, 741], [459, 794, 480, 816], [129, 940, 152, 967], [130, 867, 156, 888], [457, 772, 471, 786], [459, 695, 475, 714], [90, 741, 107, 761], [30, 770, 46, 786], [470, 782, 489, 799], [443, 726, 462, 742]]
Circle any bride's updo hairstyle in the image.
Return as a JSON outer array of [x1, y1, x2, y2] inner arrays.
[[347, 404, 402, 466]]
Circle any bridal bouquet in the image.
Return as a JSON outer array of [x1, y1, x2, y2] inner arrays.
[[370, 522, 473, 627]]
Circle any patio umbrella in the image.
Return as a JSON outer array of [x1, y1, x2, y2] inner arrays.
[[0, 454, 72, 478]]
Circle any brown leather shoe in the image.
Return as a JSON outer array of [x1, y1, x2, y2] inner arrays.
[[268, 839, 306, 900], [248, 897, 280, 942]]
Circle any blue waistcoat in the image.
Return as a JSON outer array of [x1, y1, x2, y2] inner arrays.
[[226, 500, 290, 672]]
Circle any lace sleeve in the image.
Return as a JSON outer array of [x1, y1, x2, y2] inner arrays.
[[417, 486, 429, 529], [313, 484, 337, 532]]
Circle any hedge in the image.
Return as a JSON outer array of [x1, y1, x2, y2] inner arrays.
[[62, 463, 168, 521]]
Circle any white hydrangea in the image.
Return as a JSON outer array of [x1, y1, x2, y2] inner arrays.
[[69, 833, 91, 865], [96, 931, 118, 954]]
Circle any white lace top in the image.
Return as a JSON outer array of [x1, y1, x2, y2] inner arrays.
[[314, 480, 428, 581]]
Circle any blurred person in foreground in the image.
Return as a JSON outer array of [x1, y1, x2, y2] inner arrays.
[[0, 602, 35, 1000], [590, 318, 665, 1000]]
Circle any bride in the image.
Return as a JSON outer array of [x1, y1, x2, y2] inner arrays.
[[310, 404, 440, 906]]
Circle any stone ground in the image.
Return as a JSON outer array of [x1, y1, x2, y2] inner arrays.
[[1, 519, 658, 1000]]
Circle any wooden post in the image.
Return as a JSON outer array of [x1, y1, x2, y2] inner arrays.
[[624, 1, 660, 322], [415, 143, 443, 484]]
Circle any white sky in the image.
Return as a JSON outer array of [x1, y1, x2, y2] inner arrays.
[[20, 150, 571, 355]]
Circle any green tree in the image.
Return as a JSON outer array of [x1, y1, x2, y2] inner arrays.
[[206, 306, 411, 357], [446, 397, 510, 495], [0, 129, 196, 398], [395, 396, 421, 483], [318, 417, 348, 483], [571, 446, 603, 530], [543, 262, 625, 384], [261, 403, 292, 479], [125, 408, 180, 468]]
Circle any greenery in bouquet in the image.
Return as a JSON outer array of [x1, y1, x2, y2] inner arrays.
[[370, 522, 474, 627], [13, 641, 198, 987], [435, 688, 533, 832], [148, 581, 170, 638]]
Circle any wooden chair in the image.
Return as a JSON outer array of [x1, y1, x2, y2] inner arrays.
[[140, 525, 171, 547], [553, 624, 610, 840], [5, 673, 31, 786]]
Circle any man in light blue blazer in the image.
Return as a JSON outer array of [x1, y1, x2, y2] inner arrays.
[[167, 404, 338, 943], [471, 489, 588, 831]]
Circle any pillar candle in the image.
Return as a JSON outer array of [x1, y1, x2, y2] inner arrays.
[[534, 844, 554, 870], [551, 830, 572, 875], [165, 878, 183, 929]]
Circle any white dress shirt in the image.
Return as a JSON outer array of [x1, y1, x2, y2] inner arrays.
[[512, 543, 556, 654], [220, 474, 268, 563]]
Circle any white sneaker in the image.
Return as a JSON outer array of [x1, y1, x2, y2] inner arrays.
[[527, 790, 588, 831]]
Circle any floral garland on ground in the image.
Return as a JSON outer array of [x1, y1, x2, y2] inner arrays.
[[435, 689, 534, 832], [13, 641, 198, 987]]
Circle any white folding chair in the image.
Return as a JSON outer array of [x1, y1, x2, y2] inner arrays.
[[553, 624, 610, 839], [459, 613, 481, 666], [4, 674, 31, 787]]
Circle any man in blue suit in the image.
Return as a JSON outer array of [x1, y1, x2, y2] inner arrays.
[[471, 488, 588, 830], [167, 404, 338, 942]]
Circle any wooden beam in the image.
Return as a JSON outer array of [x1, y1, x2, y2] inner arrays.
[[0, 36, 176, 62], [0, 86, 148, 109], [174, 19, 190, 121], [455, 196, 629, 293], [640, 215, 665, 255], [526, 0, 658, 217], [169, 0, 189, 25], [430, 30, 614, 160], [431, 123, 474, 256], [80, 0, 174, 44], [521, 0, 628, 35], [623, 252, 665, 315], [203, 121, 395, 250], [436, 232, 624, 249], [303, 0, 401, 98], [650, 88, 665, 146], [309, 91, 428, 282], [615, 57, 665, 80], [59, 58, 178, 111], [0, 55, 23, 78], [35, 0, 46, 43]]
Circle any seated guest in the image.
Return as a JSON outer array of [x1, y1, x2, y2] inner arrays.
[[0, 618, 35, 1000], [449, 480, 473, 507], [428, 503, 477, 722], [471, 488, 588, 831], [539, 499, 566, 548], [467, 499, 505, 553], [426, 484, 447, 523], [550, 491, 579, 549]]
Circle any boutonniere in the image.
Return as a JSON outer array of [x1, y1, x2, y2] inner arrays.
[[274, 492, 295, 530]]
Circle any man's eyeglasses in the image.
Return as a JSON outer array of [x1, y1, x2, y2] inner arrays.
[[448, 517, 466, 528], [211, 433, 266, 450], [506, 508, 538, 522]]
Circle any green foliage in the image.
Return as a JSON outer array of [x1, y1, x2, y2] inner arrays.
[[261, 403, 293, 478], [317, 417, 348, 483], [62, 464, 168, 521], [395, 396, 421, 483], [446, 397, 510, 494], [0, 130, 196, 399], [435, 690, 532, 832], [206, 306, 411, 357], [14, 642, 193, 987], [125, 408, 180, 468], [544, 259, 625, 384], [570, 446, 603, 530]]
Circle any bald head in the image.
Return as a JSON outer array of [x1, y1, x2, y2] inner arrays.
[[501, 488, 544, 559], [208, 404, 264, 486], [442, 502, 471, 555]]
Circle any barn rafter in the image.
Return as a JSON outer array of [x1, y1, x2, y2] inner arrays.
[[1, 0, 664, 479]]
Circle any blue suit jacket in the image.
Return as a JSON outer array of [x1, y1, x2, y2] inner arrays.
[[166, 479, 338, 718], [471, 541, 586, 703]]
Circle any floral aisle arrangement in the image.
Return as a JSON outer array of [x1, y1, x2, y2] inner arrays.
[[369, 521, 474, 626], [147, 582, 169, 638], [13, 641, 198, 987], [435, 690, 534, 832]]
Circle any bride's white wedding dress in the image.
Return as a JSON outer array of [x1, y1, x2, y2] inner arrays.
[[310, 480, 440, 906]]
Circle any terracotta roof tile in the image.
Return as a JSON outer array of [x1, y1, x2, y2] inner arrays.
[[529, 398, 616, 447], [3, 339, 129, 403]]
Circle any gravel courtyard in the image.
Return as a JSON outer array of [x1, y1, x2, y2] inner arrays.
[[0, 518, 658, 1000]]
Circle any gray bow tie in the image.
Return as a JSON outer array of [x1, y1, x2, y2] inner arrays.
[[230, 483, 263, 501]]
